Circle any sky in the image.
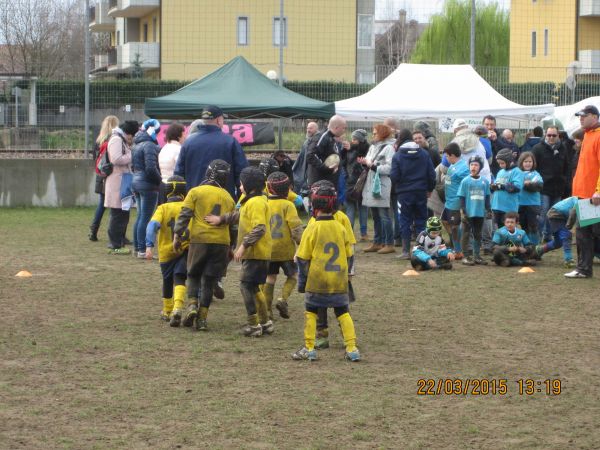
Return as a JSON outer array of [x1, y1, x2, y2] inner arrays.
[[375, 0, 510, 22]]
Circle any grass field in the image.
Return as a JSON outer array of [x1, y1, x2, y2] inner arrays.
[[1, 207, 599, 449]]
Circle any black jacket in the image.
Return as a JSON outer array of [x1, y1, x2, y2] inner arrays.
[[131, 131, 162, 191], [342, 141, 370, 190], [531, 140, 570, 197], [306, 130, 340, 186]]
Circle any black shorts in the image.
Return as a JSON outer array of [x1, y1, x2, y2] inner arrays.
[[442, 208, 461, 226], [240, 259, 269, 285], [187, 243, 229, 279], [267, 260, 298, 276], [160, 251, 188, 282]]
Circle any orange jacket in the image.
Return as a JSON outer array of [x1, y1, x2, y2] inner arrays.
[[572, 126, 600, 198]]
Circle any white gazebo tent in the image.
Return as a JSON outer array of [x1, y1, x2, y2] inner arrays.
[[335, 64, 554, 121]]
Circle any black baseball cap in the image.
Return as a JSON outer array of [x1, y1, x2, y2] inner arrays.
[[575, 105, 599, 117], [200, 105, 226, 120]]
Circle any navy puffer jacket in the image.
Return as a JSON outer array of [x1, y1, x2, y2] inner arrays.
[[132, 131, 161, 191]]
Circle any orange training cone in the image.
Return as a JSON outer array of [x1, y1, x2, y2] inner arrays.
[[402, 269, 420, 276], [518, 267, 535, 273], [15, 270, 32, 277]]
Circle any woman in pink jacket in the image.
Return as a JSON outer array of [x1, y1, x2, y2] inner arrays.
[[104, 120, 139, 254]]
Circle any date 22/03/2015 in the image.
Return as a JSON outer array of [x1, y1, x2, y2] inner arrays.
[[416, 378, 562, 396]]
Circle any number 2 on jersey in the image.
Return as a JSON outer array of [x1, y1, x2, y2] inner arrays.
[[324, 242, 341, 272], [270, 213, 283, 238]]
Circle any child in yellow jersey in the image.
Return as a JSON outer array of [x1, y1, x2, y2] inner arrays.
[[292, 180, 361, 362], [173, 160, 235, 331], [263, 171, 304, 320], [307, 207, 357, 349], [205, 166, 273, 337], [145, 176, 189, 323]]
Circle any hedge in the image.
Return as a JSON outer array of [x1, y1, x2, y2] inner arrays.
[[32, 78, 600, 109]]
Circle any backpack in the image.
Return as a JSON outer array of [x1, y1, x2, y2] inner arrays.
[[95, 141, 112, 177]]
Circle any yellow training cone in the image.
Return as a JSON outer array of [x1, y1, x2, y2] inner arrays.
[[518, 267, 535, 274], [402, 269, 420, 276], [15, 270, 32, 278]]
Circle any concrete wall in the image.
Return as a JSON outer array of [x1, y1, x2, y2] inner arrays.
[[0, 159, 97, 207]]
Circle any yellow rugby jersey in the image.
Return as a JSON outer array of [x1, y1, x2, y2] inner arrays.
[[268, 197, 302, 261], [297, 217, 351, 294], [307, 210, 356, 256], [238, 185, 298, 205], [150, 200, 190, 263], [182, 184, 235, 245], [238, 195, 272, 260]]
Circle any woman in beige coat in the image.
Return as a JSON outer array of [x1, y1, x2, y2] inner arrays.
[[104, 120, 139, 254]]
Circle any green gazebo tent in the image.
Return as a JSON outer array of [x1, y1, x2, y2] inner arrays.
[[144, 56, 334, 119]]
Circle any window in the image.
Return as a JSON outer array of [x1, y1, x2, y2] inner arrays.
[[544, 29, 548, 56], [273, 17, 287, 47], [358, 72, 375, 84], [237, 17, 248, 46], [153, 17, 157, 42], [143, 23, 148, 42], [531, 31, 537, 57], [358, 14, 374, 49], [117, 30, 120, 45]]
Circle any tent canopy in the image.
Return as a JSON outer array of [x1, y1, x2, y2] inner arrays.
[[335, 64, 554, 121], [144, 56, 335, 119]]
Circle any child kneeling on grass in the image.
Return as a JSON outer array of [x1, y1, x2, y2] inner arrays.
[[292, 180, 360, 362], [172, 160, 236, 330], [492, 211, 536, 267], [410, 216, 455, 271], [534, 196, 577, 268], [144, 176, 189, 323], [205, 166, 273, 337]]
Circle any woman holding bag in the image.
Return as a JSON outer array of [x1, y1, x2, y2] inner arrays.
[[104, 120, 140, 254], [358, 124, 396, 254]]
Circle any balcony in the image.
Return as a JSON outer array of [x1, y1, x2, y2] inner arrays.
[[579, 50, 600, 74], [108, 0, 159, 18], [107, 42, 159, 72], [89, 1, 116, 32], [580, 0, 600, 16]]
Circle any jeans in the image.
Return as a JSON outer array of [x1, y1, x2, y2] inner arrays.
[[91, 193, 106, 229], [539, 195, 561, 240], [371, 207, 394, 245], [345, 200, 368, 236], [133, 190, 159, 253], [391, 193, 401, 240]]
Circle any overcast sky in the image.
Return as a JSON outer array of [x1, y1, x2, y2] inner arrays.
[[375, 0, 510, 21]]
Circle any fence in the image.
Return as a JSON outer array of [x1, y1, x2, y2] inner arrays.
[[1, 65, 600, 151]]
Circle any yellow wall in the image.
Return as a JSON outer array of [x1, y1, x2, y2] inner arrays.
[[140, 11, 160, 43], [579, 17, 600, 50], [509, 0, 577, 83], [160, 0, 357, 81]]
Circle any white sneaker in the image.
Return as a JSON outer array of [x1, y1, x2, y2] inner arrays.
[[564, 270, 588, 278]]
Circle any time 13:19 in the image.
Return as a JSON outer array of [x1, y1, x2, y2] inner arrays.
[[517, 379, 562, 395]]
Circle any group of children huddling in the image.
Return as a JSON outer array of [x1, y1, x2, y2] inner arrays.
[[411, 143, 578, 270], [144, 159, 361, 362]]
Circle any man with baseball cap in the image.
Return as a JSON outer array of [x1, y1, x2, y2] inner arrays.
[[565, 105, 600, 278], [175, 105, 247, 198]]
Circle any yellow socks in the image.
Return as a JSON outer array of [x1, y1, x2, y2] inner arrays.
[[247, 313, 259, 326], [161, 298, 174, 318], [173, 285, 186, 311], [199, 306, 209, 320], [262, 283, 275, 320], [304, 311, 318, 351], [337, 312, 358, 353], [282, 277, 297, 301]]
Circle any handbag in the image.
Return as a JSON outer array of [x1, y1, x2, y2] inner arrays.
[[98, 146, 113, 177], [372, 170, 382, 198], [348, 168, 368, 201]]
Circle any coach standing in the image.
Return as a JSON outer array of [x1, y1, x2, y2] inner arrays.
[[175, 105, 248, 198], [306, 115, 347, 186], [565, 105, 600, 279]]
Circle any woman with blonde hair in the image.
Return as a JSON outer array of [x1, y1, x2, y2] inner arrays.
[[89, 115, 119, 241]]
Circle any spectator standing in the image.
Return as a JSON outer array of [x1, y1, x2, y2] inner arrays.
[[158, 122, 185, 204], [413, 121, 440, 156], [104, 120, 140, 254], [520, 126, 543, 153], [501, 129, 521, 160], [89, 115, 119, 242], [306, 115, 347, 186], [131, 119, 163, 258], [413, 130, 441, 167], [531, 126, 570, 241], [292, 121, 318, 197], [175, 105, 248, 199], [359, 124, 396, 254], [565, 105, 600, 278], [343, 128, 370, 240]]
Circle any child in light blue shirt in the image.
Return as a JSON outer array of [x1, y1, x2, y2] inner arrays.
[[517, 152, 543, 244], [491, 148, 524, 228]]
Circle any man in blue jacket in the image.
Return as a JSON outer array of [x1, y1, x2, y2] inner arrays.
[[390, 136, 436, 259], [175, 105, 248, 199]]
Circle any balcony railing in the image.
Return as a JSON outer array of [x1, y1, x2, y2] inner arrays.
[[108, 47, 117, 67], [89, 1, 115, 32], [107, 0, 159, 18], [580, 0, 600, 16]]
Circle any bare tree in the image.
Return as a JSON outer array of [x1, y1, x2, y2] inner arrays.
[[0, 0, 84, 79]]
